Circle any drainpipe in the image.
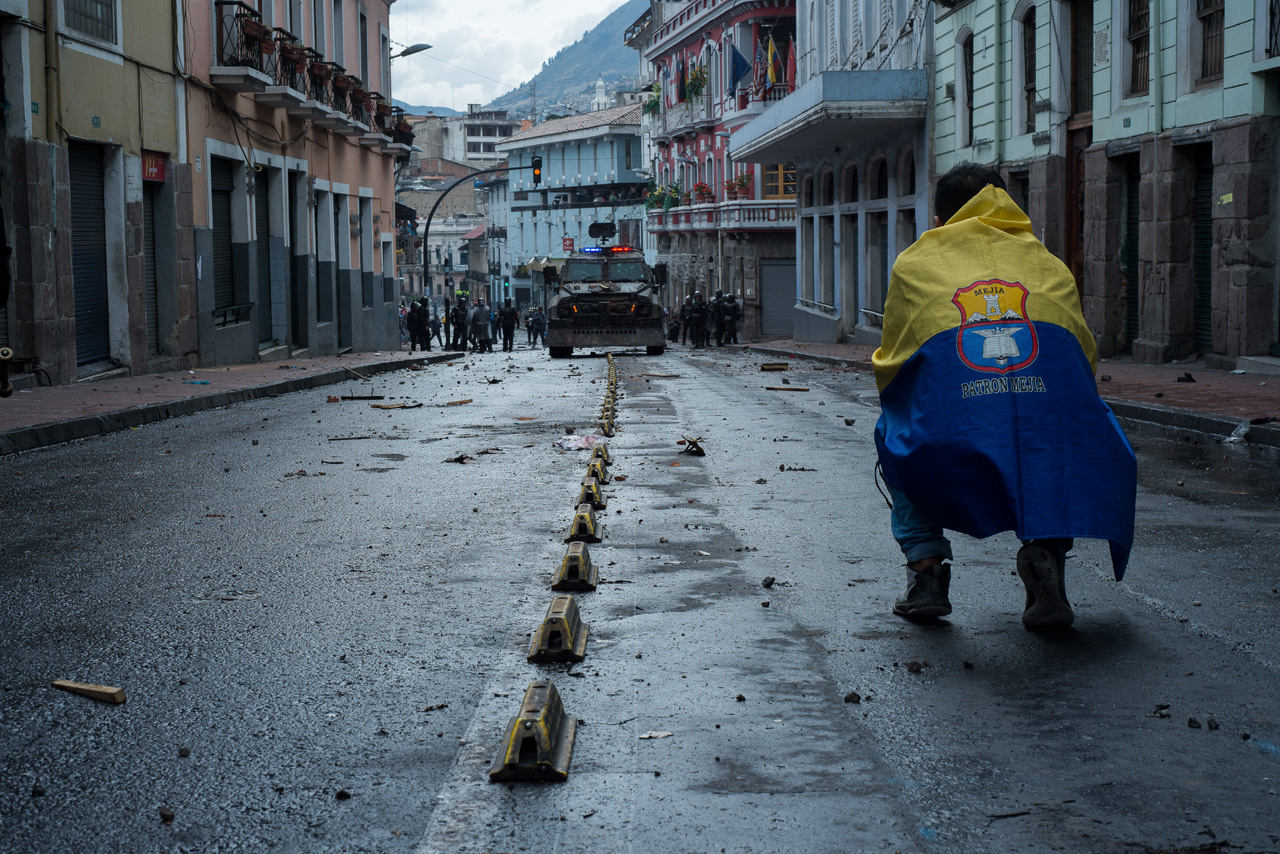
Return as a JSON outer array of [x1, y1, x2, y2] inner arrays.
[[43, 0, 61, 144], [1150, 0, 1163, 134]]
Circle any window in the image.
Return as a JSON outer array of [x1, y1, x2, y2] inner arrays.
[[332, 0, 344, 66], [312, 0, 325, 56], [844, 165, 858, 203], [65, 0, 116, 43], [1127, 0, 1150, 96], [763, 164, 796, 199], [359, 9, 369, 84], [870, 158, 888, 200], [820, 170, 834, 206], [960, 31, 975, 147], [1197, 0, 1224, 80], [1022, 6, 1037, 134], [898, 147, 915, 196]]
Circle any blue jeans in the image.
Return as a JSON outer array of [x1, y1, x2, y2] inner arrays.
[[888, 482, 1072, 567], [887, 482, 954, 564]]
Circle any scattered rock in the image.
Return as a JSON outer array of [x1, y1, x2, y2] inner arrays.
[[963, 661, 975, 670], [1192, 600, 1202, 607], [335, 789, 352, 801], [159, 806, 175, 823], [736, 694, 746, 702], [761, 576, 776, 588], [659, 537, 669, 543], [31, 785, 44, 797], [844, 418, 855, 426], [761, 601, 770, 608], [1100, 375, 1111, 382], [844, 691, 862, 704], [1188, 718, 1202, 729], [178, 747, 190, 758], [906, 661, 923, 674], [1207, 718, 1220, 731]]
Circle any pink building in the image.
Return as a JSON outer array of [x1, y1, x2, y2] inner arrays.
[[188, 0, 409, 363], [634, 0, 798, 337]]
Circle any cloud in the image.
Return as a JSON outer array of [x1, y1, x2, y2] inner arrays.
[[389, 0, 629, 108]]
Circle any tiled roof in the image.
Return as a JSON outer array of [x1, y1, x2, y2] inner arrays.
[[502, 103, 643, 144], [460, 225, 486, 240]]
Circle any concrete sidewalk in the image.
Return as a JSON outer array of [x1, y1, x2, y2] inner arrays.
[[734, 337, 1280, 451], [0, 349, 467, 456]]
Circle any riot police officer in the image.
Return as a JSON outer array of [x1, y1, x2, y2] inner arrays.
[[689, 292, 708, 349], [712, 289, 727, 347], [722, 292, 743, 344], [679, 296, 694, 346]]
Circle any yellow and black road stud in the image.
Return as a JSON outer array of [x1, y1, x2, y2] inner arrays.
[[577, 476, 606, 510], [585, 457, 611, 483], [488, 681, 577, 783], [527, 595, 589, 663], [552, 541, 599, 591], [591, 443, 613, 465], [597, 420, 614, 437], [565, 503, 603, 543]]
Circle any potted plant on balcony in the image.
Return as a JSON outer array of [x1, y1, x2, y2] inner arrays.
[[693, 181, 713, 203], [663, 184, 680, 211], [375, 98, 393, 118], [279, 36, 307, 65], [242, 16, 269, 43], [685, 64, 707, 99], [735, 171, 754, 199], [724, 180, 738, 200], [642, 83, 661, 117]]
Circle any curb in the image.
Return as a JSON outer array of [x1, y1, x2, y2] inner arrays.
[[0, 352, 462, 457], [740, 344, 1280, 452]]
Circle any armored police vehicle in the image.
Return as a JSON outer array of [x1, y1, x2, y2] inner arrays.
[[543, 223, 667, 358]]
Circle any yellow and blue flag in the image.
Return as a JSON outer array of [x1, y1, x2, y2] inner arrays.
[[873, 186, 1136, 578]]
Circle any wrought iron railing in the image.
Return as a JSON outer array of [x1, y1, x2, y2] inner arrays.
[[273, 28, 309, 93], [330, 69, 353, 114], [309, 58, 335, 106], [214, 1, 275, 76]]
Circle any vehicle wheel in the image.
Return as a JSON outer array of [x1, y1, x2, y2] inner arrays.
[[548, 346, 572, 358], [646, 345, 665, 356]]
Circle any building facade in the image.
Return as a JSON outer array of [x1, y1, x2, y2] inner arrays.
[[495, 104, 649, 312], [191, 0, 404, 364], [0, 0, 192, 383], [733, 0, 932, 343], [932, 1, 1279, 368], [638, 0, 798, 338]]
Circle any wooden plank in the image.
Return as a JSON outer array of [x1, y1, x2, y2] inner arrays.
[[765, 386, 810, 392], [52, 679, 126, 704]]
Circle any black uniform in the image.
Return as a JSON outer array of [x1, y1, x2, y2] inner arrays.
[[722, 295, 743, 344], [688, 297, 708, 348], [499, 301, 519, 351]]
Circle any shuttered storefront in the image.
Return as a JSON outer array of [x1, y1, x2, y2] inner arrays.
[[759, 258, 796, 338], [1193, 155, 1213, 354], [256, 170, 273, 344], [70, 141, 110, 365], [211, 158, 236, 312], [143, 181, 160, 354]]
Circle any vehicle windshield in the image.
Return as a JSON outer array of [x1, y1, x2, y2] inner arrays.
[[560, 259, 648, 283]]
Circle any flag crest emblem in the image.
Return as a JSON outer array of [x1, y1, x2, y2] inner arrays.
[[951, 279, 1038, 374]]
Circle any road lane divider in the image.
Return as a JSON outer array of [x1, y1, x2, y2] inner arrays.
[[488, 682, 577, 783], [565, 503, 603, 543], [552, 542, 599, 591], [526, 596, 589, 663]]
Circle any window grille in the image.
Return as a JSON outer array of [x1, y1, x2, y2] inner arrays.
[[962, 33, 975, 146], [1197, 0, 1224, 80], [65, 0, 116, 43], [1269, 0, 1280, 58], [1023, 6, 1037, 134], [1127, 0, 1150, 96]]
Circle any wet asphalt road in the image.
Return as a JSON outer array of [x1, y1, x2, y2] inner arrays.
[[1, 345, 1278, 854]]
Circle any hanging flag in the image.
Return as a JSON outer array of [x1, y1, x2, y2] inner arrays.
[[752, 39, 766, 94], [676, 54, 686, 102], [662, 61, 672, 108], [727, 44, 752, 94], [873, 186, 1137, 580], [786, 37, 797, 93], [766, 36, 783, 90]]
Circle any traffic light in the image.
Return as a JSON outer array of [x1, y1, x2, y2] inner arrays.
[[531, 155, 542, 186], [503, 277, 510, 290]]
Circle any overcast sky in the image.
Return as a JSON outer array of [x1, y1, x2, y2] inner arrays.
[[389, 0, 631, 110]]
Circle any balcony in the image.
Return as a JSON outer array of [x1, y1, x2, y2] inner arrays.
[[731, 70, 928, 163], [332, 76, 370, 138], [292, 58, 345, 126], [257, 28, 309, 109], [650, 87, 788, 142], [361, 94, 395, 150], [211, 1, 274, 93], [647, 198, 797, 234]]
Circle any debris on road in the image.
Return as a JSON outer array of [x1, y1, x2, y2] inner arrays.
[[1188, 717, 1203, 728], [639, 731, 673, 740], [643, 372, 681, 378], [424, 703, 448, 712], [335, 789, 352, 801], [444, 454, 475, 464], [844, 418, 855, 426], [328, 436, 374, 442], [1175, 372, 1196, 383], [766, 386, 810, 392], [445, 398, 473, 407], [52, 680, 126, 704], [760, 363, 789, 372], [736, 694, 746, 702], [183, 380, 211, 385], [696, 550, 711, 556], [906, 661, 924, 674], [341, 395, 384, 401], [370, 402, 423, 410], [327, 396, 341, 403], [679, 436, 706, 456], [780, 465, 816, 472], [159, 806, 175, 823], [761, 576, 776, 588], [844, 691, 862, 704], [343, 366, 371, 380], [553, 435, 601, 451]]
